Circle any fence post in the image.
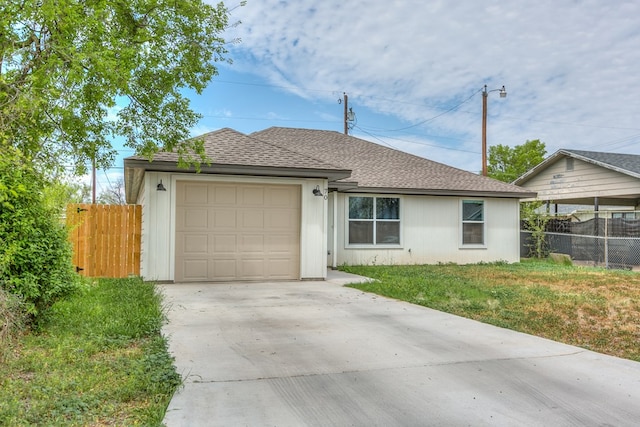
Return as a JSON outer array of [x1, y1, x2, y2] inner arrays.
[[604, 212, 608, 268]]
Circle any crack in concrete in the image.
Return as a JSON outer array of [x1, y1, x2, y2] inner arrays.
[[190, 349, 586, 384]]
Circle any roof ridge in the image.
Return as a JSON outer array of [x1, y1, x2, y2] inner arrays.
[[252, 127, 532, 195], [241, 130, 345, 170], [259, 126, 495, 177]]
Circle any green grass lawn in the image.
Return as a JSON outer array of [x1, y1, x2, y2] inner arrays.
[[342, 259, 640, 362], [0, 278, 180, 426]]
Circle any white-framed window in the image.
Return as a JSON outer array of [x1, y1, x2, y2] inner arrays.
[[348, 196, 400, 245], [461, 200, 484, 245], [612, 212, 636, 219]]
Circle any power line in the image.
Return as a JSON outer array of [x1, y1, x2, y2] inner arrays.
[[198, 113, 335, 124], [360, 88, 484, 133], [211, 78, 640, 133], [354, 126, 480, 155], [352, 125, 399, 150]]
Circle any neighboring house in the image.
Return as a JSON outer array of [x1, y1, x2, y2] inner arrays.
[[124, 127, 535, 282], [514, 149, 640, 211]]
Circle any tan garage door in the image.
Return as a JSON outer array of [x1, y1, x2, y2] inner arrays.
[[175, 181, 300, 282]]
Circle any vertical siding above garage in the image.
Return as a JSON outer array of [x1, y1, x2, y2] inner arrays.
[[139, 172, 172, 281], [299, 180, 328, 279]]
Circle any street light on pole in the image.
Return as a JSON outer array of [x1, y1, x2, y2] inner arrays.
[[482, 84, 507, 176]]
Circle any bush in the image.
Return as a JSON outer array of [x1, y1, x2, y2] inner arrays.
[[0, 287, 26, 361], [0, 147, 79, 321]]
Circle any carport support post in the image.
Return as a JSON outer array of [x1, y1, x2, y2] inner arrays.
[[594, 197, 601, 264], [332, 190, 338, 269], [604, 213, 609, 269]]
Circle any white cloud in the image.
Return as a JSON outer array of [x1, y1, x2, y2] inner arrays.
[[220, 0, 640, 171]]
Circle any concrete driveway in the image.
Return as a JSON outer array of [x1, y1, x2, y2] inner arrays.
[[161, 271, 640, 426]]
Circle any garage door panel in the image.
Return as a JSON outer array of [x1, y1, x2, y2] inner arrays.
[[268, 187, 297, 206], [184, 209, 209, 229], [213, 210, 238, 228], [211, 259, 237, 280], [240, 258, 265, 279], [182, 259, 209, 281], [266, 209, 298, 228], [213, 234, 237, 253], [240, 187, 265, 205], [214, 185, 237, 204], [266, 234, 298, 254], [268, 258, 297, 278], [183, 234, 209, 254], [241, 210, 264, 228], [183, 183, 210, 204], [240, 234, 264, 253], [176, 181, 300, 282]]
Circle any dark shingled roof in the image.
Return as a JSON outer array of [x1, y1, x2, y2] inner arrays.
[[252, 127, 534, 196], [126, 127, 344, 171], [125, 126, 536, 200], [562, 150, 640, 177]]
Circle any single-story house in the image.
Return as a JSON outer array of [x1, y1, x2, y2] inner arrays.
[[124, 127, 536, 282], [514, 149, 640, 211]]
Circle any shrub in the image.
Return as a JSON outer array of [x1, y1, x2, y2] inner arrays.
[[0, 287, 26, 361], [521, 201, 550, 258], [0, 147, 79, 321]]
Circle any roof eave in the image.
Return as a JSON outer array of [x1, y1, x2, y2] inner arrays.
[[337, 186, 537, 199], [123, 159, 352, 204], [515, 149, 640, 186], [563, 151, 640, 179], [513, 149, 569, 185]]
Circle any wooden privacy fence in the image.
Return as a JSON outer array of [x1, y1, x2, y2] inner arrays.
[[66, 204, 142, 278]]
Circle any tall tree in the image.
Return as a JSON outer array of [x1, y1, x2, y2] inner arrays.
[[97, 177, 126, 205], [0, 0, 235, 174], [488, 139, 546, 183]]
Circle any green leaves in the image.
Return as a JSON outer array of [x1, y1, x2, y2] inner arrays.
[[488, 139, 546, 183], [1, 0, 233, 174], [0, 147, 80, 320]]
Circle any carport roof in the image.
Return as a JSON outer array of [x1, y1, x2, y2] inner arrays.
[[515, 149, 640, 185], [513, 149, 640, 206]]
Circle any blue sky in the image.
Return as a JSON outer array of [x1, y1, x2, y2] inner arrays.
[[98, 0, 640, 195]]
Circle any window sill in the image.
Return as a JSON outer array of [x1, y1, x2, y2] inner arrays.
[[459, 244, 487, 250], [346, 244, 403, 250]]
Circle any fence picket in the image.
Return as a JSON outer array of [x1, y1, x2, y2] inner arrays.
[[67, 204, 141, 278]]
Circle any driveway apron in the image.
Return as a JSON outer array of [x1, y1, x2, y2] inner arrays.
[[161, 271, 640, 426]]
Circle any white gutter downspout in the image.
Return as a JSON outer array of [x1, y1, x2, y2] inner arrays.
[[332, 191, 338, 269]]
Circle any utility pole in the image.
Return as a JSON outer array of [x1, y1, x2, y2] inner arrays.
[[482, 88, 488, 176], [343, 92, 349, 135], [481, 85, 507, 176], [342, 92, 355, 135]]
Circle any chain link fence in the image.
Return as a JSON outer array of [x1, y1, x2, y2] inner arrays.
[[521, 211, 640, 269]]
